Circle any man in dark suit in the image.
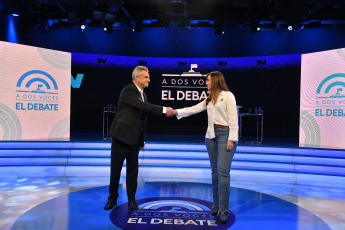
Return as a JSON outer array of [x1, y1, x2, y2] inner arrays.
[[104, 66, 173, 211]]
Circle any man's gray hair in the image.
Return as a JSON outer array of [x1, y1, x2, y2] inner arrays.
[[132, 66, 149, 80]]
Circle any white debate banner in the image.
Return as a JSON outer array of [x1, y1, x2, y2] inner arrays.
[[0, 41, 71, 141], [300, 48, 345, 149]]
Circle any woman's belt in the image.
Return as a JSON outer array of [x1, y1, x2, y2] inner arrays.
[[214, 124, 228, 129]]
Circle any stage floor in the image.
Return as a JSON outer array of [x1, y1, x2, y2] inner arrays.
[[9, 182, 331, 230], [1, 136, 345, 230]]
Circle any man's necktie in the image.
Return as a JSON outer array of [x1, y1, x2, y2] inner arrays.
[[140, 91, 144, 102]]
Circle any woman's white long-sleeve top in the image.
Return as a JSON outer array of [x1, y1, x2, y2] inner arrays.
[[176, 91, 239, 141]]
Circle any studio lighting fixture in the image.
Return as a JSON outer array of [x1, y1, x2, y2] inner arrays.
[[288, 25, 293, 31], [12, 13, 19, 17], [104, 24, 113, 34], [133, 21, 142, 32], [80, 24, 86, 30], [214, 22, 224, 35], [214, 28, 224, 35]]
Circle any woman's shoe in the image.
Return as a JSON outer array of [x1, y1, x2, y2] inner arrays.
[[211, 206, 219, 216]]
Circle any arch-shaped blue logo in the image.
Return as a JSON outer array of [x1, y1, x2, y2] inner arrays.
[[16, 70, 58, 94], [109, 197, 235, 230], [316, 73, 345, 98], [15, 70, 59, 111]]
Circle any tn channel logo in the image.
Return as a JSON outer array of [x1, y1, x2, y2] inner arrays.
[[110, 197, 235, 230], [16, 70, 59, 111]]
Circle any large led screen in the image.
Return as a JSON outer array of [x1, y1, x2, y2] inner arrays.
[[0, 41, 71, 141], [300, 48, 345, 149], [71, 52, 301, 137]]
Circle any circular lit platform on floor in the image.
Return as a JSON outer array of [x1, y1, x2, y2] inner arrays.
[[12, 182, 330, 230]]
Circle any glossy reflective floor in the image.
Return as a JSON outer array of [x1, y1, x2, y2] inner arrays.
[[2, 169, 345, 229], [10, 182, 331, 230], [1, 136, 345, 230]]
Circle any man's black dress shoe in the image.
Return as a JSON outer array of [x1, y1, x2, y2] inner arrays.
[[104, 197, 117, 210], [128, 200, 138, 211], [219, 211, 229, 224], [211, 206, 219, 216]]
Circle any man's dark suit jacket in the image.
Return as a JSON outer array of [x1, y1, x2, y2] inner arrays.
[[108, 83, 163, 147]]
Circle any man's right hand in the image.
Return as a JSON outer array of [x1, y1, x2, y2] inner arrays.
[[166, 107, 176, 117]]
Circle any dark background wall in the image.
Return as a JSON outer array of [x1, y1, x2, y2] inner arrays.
[[2, 15, 345, 139], [2, 15, 345, 58]]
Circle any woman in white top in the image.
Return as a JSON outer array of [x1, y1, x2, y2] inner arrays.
[[174, 71, 238, 224]]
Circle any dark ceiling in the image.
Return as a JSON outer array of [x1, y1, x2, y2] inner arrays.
[[1, 0, 345, 32]]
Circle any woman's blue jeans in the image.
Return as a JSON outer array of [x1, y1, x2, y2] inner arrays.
[[206, 127, 237, 213]]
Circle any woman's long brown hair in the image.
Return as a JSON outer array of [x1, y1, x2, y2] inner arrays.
[[205, 71, 229, 106]]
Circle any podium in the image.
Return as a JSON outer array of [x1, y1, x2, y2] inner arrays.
[[239, 107, 263, 144], [102, 104, 117, 140]]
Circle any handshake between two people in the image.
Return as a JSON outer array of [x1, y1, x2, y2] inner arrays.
[[166, 107, 178, 117]]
